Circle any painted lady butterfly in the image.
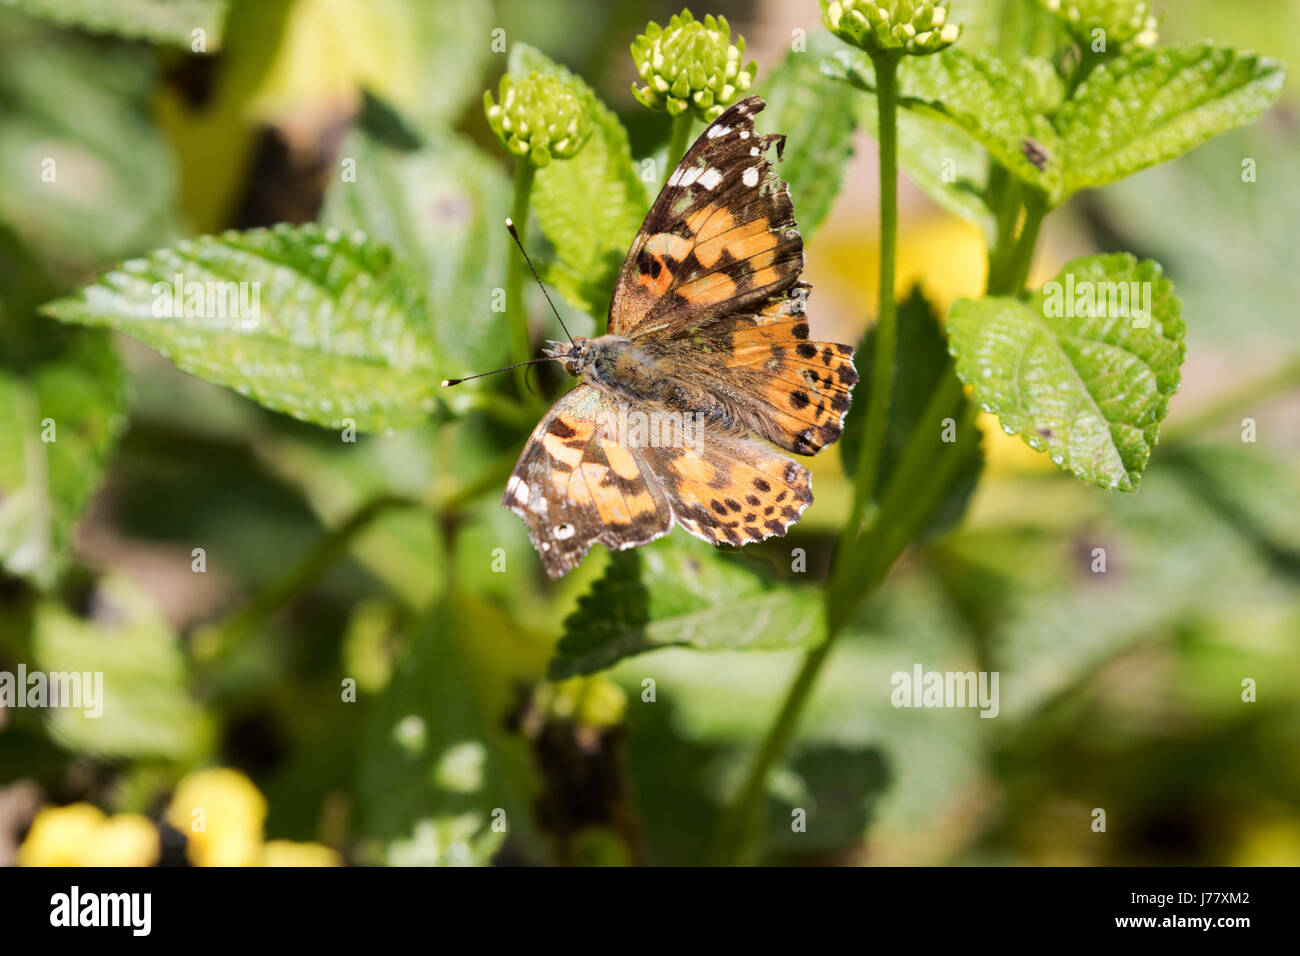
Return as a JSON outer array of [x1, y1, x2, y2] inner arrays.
[[505, 96, 858, 578]]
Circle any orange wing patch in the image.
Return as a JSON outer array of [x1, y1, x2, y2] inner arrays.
[[607, 97, 803, 337], [661, 440, 813, 546], [505, 387, 673, 579], [724, 321, 858, 455]]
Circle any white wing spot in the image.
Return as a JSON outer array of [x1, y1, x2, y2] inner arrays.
[[555, 523, 574, 540], [706, 125, 731, 139], [698, 168, 724, 190], [742, 167, 759, 187], [680, 166, 704, 186], [739, 130, 750, 139], [749, 146, 760, 156]]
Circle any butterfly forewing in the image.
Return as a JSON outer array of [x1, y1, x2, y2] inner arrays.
[[608, 96, 803, 336]]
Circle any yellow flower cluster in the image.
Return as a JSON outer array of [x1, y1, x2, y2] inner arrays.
[[18, 768, 341, 867]]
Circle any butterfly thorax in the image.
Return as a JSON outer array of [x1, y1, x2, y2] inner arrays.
[[545, 336, 672, 403], [544, 335, 750, 440]]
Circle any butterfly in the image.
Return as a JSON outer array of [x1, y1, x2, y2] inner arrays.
[[503, 95, 858, 578]]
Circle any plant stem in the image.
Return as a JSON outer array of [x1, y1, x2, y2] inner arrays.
[[437, 447, 522, 516], [725, 48, 956, 852], [722, 371, 970, 864], [665, 113, 694, 181], [507, 160, 537, 398], [848, 52, 902, 536], [213, 493, 418, 651], [1001, 193, 1046, 295]]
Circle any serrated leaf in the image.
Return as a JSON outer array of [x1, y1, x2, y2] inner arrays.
[[509, 44, 647, 322], [551, 539, 825, 679], [32, 575, 212, 759], [841, 286, 983, 538], [759, 37, 858, 241], [2, 0, 228, 49], [947, 253, 1185, 491], [901, 48, 1059, 196], [0, 328, 124, 588], [42, 224, 438, 433], [1057, 43, 1286, 201], [321, 101, 508, 379], [827, 46, 1057, 198]]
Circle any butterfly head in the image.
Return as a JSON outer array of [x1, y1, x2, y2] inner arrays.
[[543, 337, 589, 377]]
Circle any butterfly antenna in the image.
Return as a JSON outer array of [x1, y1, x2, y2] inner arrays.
[[441, 356, 554, 387], [506, 218, 575, 345]]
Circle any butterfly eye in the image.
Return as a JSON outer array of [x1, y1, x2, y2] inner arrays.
[[564, 359, 579, 376]]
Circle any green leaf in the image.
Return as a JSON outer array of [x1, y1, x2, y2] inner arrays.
[[978, 465, 1290, 722], [321, 99, 509, 379], [509, 44, 647, 321], [358, 598, 544, 864], [947, 253, 1186, 492], [43, 223, 439, 433], [31, 575, 213, 759], [841, 286, 983, 537], [900, 48, 1059, 196], [759, 37, 859, 241], [612, 569, 990, 864], [0, 11, 179, 279], [0, 328, 124, 588], [1057, 43, 1286, 201], [2, 0, 228, 49], [550, 539, 825, 679], [827, 46, 1057, 198]]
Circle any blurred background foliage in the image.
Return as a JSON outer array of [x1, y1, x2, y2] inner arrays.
[[0, 0, 1297, 866]]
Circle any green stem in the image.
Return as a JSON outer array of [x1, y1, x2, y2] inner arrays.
[[721, 371, 970, 864], [719, 624, 837, 864], [437, 447, 522, 516], [721, 52, 913, 865], [848, 52, 902, 537], [986, 174, 1021, 292], [1001, 193, 1046, 296], [665, 113, 694, 181], [507, 160, 538, 398], [213, 494, 418, 651]]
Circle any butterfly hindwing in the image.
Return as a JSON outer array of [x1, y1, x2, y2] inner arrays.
[[608, 96, 803, 336], [504, 385, 672, 578], [650, 437, 813, 548]]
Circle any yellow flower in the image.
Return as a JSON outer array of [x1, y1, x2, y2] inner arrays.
[[166, 768, 266, 867], [18, 804, 159, 867], [260, 840, 343, 867]]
